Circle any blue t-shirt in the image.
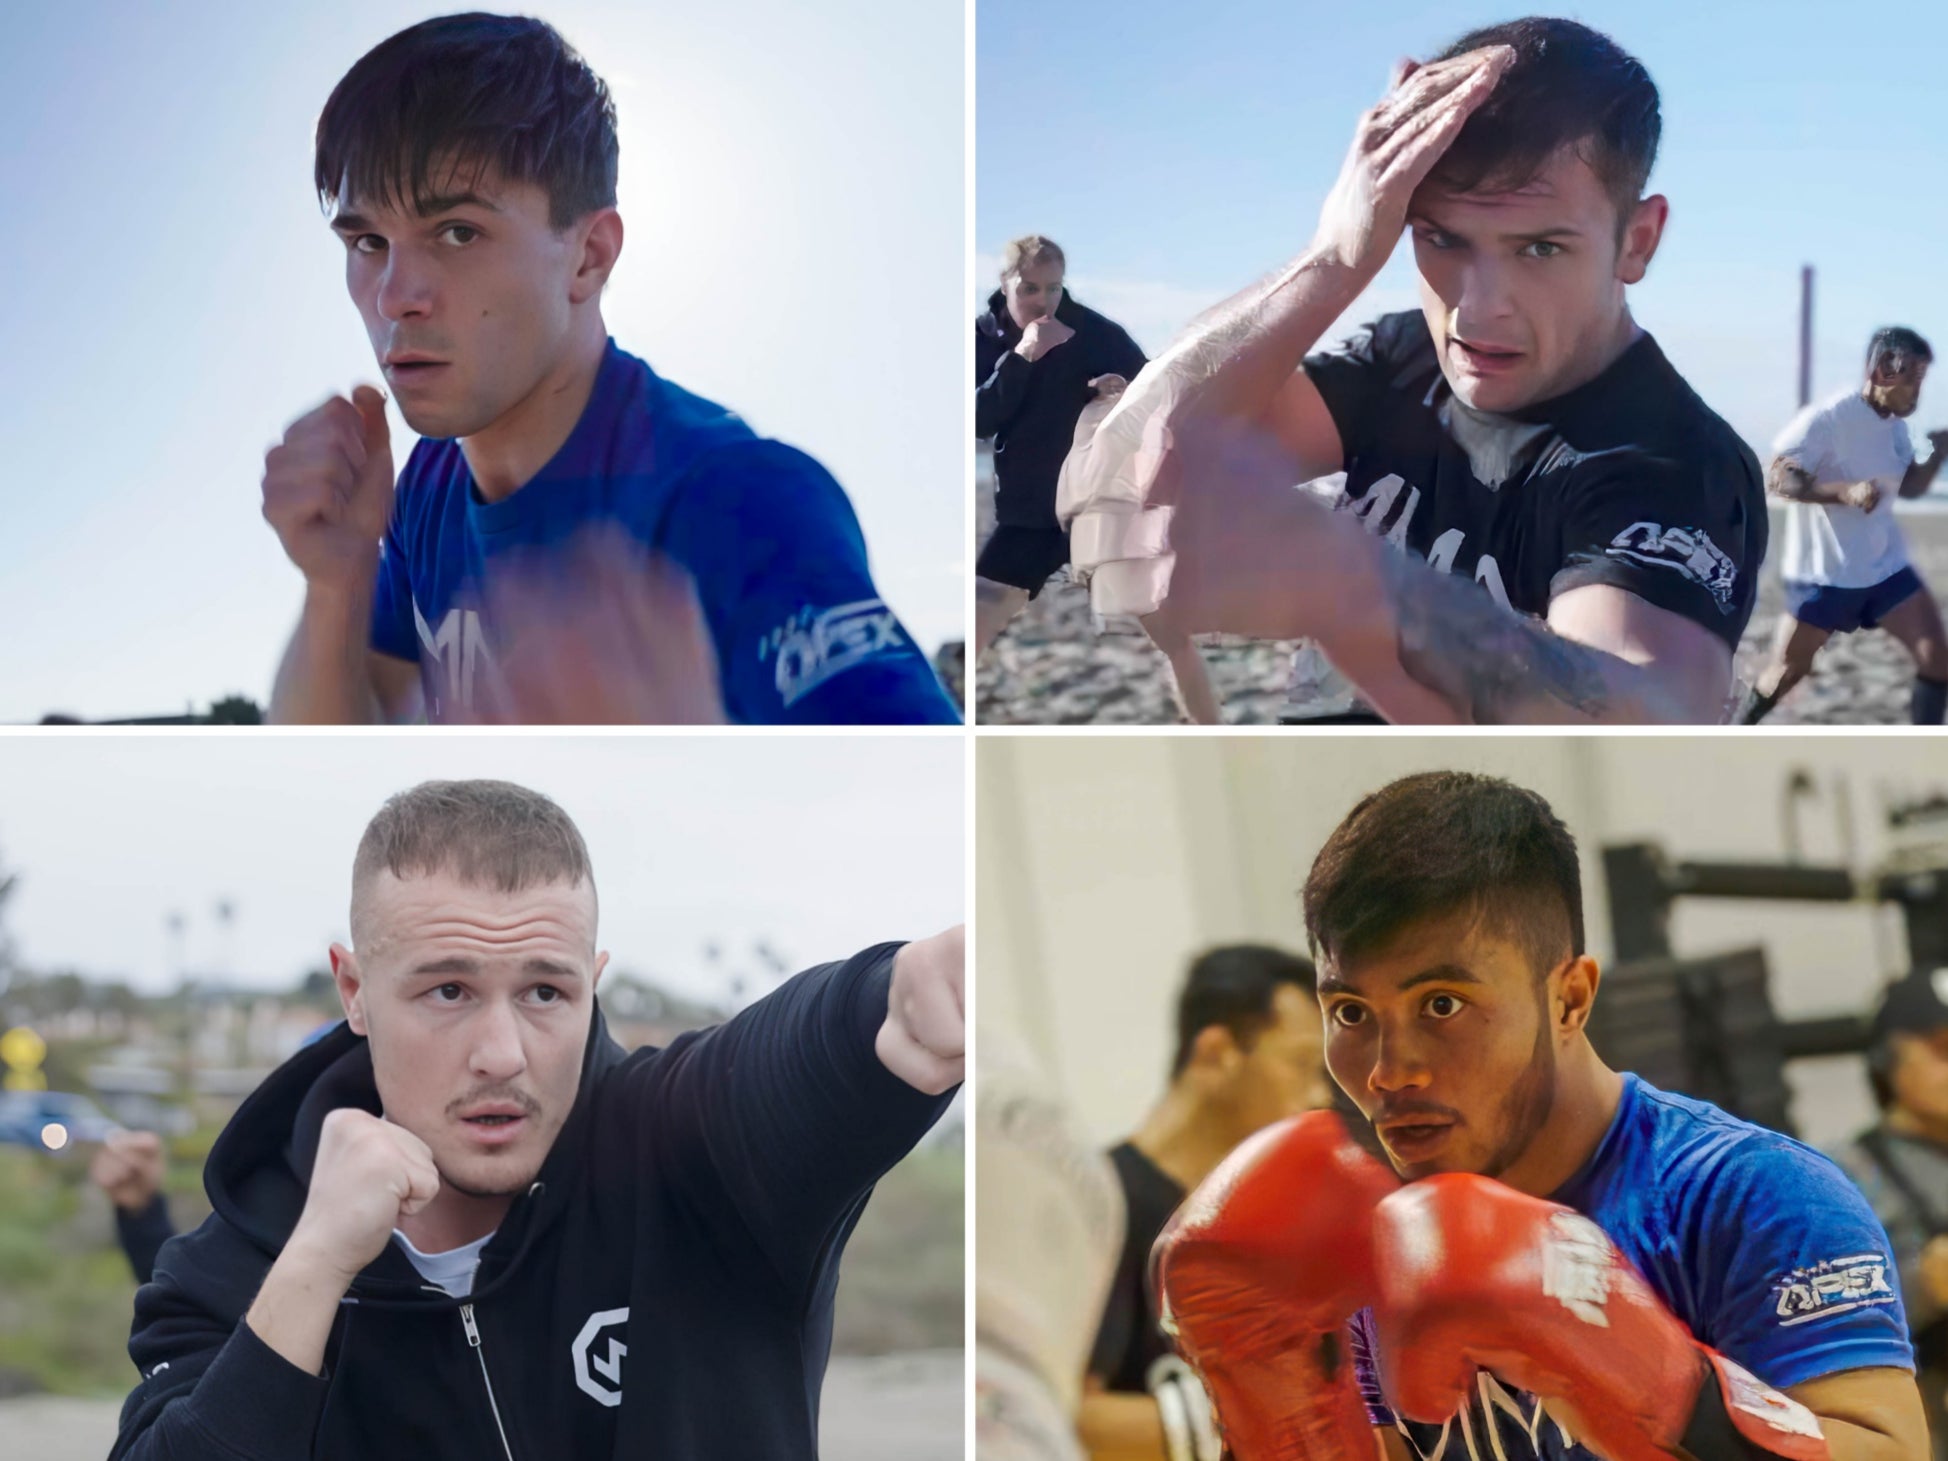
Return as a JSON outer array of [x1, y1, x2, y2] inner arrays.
[[1350, 1074, 1912, 1459], [371, 339, 959, 724]]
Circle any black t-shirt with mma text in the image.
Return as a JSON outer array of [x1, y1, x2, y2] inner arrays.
[[1300, 310, 1767, 651]]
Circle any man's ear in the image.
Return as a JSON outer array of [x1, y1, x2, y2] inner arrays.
[[1616, 193, 1668, 286], [1555, 955, 1603, 1037], [330, 943, 369, 1037], [592, 951, 610, 992], [570, 207, 624, 305]]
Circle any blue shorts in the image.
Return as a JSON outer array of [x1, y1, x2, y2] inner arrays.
[[1783, 566, 1925, 632]]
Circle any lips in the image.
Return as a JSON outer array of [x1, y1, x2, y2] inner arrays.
[[1376, 1115, 1458, 1163], [457, 1107, 530, 1147], [1450, 337, 1524, 374]]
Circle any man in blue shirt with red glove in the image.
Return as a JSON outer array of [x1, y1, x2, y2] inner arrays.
[[260, 13, 956, 724], [1154, 771, 1927, 1459]]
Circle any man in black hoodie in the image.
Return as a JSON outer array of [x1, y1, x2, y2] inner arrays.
[[974, 237, 1223, 722], [111, 778, 963, 1461]]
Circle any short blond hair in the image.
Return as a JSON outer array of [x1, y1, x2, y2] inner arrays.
[[1001, 234, 1065, 279]]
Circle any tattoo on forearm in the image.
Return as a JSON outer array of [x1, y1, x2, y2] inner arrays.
[[1765, 458, 1824, 502], [1380, 552, 1624, 723]]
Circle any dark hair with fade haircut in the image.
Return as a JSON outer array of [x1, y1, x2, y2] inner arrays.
[[1868, 326, 1934, 371], [1169, 944, 1317, 1077], [1303, 772, 1582, 981], [1424, 17, 1660, 233], [314, 12, 619, 233], [352, 779, 596, 927]]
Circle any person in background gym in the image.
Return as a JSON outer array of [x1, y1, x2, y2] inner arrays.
[[1080, 944, 1328, 1461], [1831, 969, 1948, 1458]]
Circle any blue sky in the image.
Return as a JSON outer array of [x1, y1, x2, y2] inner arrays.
[[0, 0, 961, 722], [978, 0, 1948, 463]]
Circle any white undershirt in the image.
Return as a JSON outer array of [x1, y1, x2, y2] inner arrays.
[[391, 1228, 494, 1298]]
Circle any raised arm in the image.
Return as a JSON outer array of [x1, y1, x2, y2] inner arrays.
[[1900, 429, 1948, 498]]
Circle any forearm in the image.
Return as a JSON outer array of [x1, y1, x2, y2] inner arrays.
[[1075, 1390, 1169, 1461], [1767, 458, 1866, 506], [267, 581, 382, 724], [1326, 543, 1694, 725], [976, 351, 1030, 438], [1900, 453, 1945, 498], [1141, 248, 1370, 433], [242, 1243, 351, 1375]]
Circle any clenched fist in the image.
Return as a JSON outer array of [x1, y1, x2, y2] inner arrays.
[[261, 386, 396, 588], [286, 1109, 440, 1284], [89, 1129, 165, 1213], [1015, 316, 1075, 363], [877, 925, 965, 1095]]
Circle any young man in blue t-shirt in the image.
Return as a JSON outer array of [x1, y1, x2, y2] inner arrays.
[[1155, 771, 1927, 1460], [259, 14, 956, 725]]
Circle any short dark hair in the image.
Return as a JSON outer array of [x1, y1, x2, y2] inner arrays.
[[1425, 17, 1660, 229], [1303, 772, 1583, 980], [314, 13, 619, 233], [1868, 327, 1934, 372], [1170, 944, 1317, 1077]]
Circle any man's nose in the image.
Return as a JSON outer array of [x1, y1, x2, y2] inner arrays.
[[468, 1000, 528, 1080], [374, 249, 435, 322]]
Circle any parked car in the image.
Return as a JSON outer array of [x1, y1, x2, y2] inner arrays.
[[0, 1089, 119, 1150]]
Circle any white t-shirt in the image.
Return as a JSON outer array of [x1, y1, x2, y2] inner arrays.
[[392, 1228, 493, 1298], [1772, 389, 1914, 589]]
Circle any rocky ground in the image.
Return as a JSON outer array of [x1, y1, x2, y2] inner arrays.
[[976, 505, 1948, 726]]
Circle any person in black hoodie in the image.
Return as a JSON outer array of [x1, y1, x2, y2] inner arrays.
[[974, 237, 1224, 722], [111, 778, 963, 1461]]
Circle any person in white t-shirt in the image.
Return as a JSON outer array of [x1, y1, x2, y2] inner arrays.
[[1740, 327, 1948, 723]]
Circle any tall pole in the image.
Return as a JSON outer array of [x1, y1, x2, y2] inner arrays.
[[1799, 265, 1814, 408]]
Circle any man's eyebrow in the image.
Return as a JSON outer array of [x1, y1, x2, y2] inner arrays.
[[329, 192, 503, 234], [405, 955, 585, 980], [1317, 963, 1485, 996]]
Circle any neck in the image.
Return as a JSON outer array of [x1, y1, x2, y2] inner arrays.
[[459, 314, 608, 503], [1860, 382, 1895, 418], [1886, 1104, 1948, 1148], [395, 1185, 515, 1254], [1131, 1084, 1245, 1191], [1491, 1039, 1625, 1198], [1551, 305, 1643, 402]]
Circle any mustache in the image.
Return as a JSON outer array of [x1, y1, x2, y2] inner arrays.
[[446, 1086, 542, 1119], [1372, 1100, 1461, 1127]]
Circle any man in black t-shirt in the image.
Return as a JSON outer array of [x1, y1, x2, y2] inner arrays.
[[1062, 18, 1762, 724], [1080, 945, 1327, 1461]]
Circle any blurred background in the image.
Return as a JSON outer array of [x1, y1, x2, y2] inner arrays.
[[0, 735, 963, 1460], [980, 733, 1945, 1146], [0, 0, 963, 724], [975, 0, 1948, 723]]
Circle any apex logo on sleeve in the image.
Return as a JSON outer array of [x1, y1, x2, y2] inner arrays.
[[1770, 1255, 1896, 1327], [759, 598, 908, 706], [1603, 523, 1739, 612]]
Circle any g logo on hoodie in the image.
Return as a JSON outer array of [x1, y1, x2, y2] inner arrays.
[[573, 1307, 631, 1407]]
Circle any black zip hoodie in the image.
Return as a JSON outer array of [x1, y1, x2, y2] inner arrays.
[[111, 943, 954, 1460], [975, 288, 1147, 530]]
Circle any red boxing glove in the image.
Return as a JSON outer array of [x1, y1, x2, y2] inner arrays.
[[1369, 1175, 1831, 1460], [1152, 1111, 1401, 1461]]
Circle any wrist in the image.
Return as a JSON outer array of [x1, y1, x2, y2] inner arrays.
[[1011, 340, 1038, 362], [278, 1232, 361, 1293]]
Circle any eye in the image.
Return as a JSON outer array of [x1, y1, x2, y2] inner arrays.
[[1424, 992, 1465, 1020], [1329, 1002, 1368, 1029], [1416, 228, 1461, 250], [352, 234, 386, 255], [439, 223, 480, 246], [1520, 240, 1563, 259], [529, 985, 564, 1005], [430, 983, 466, 1004]]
